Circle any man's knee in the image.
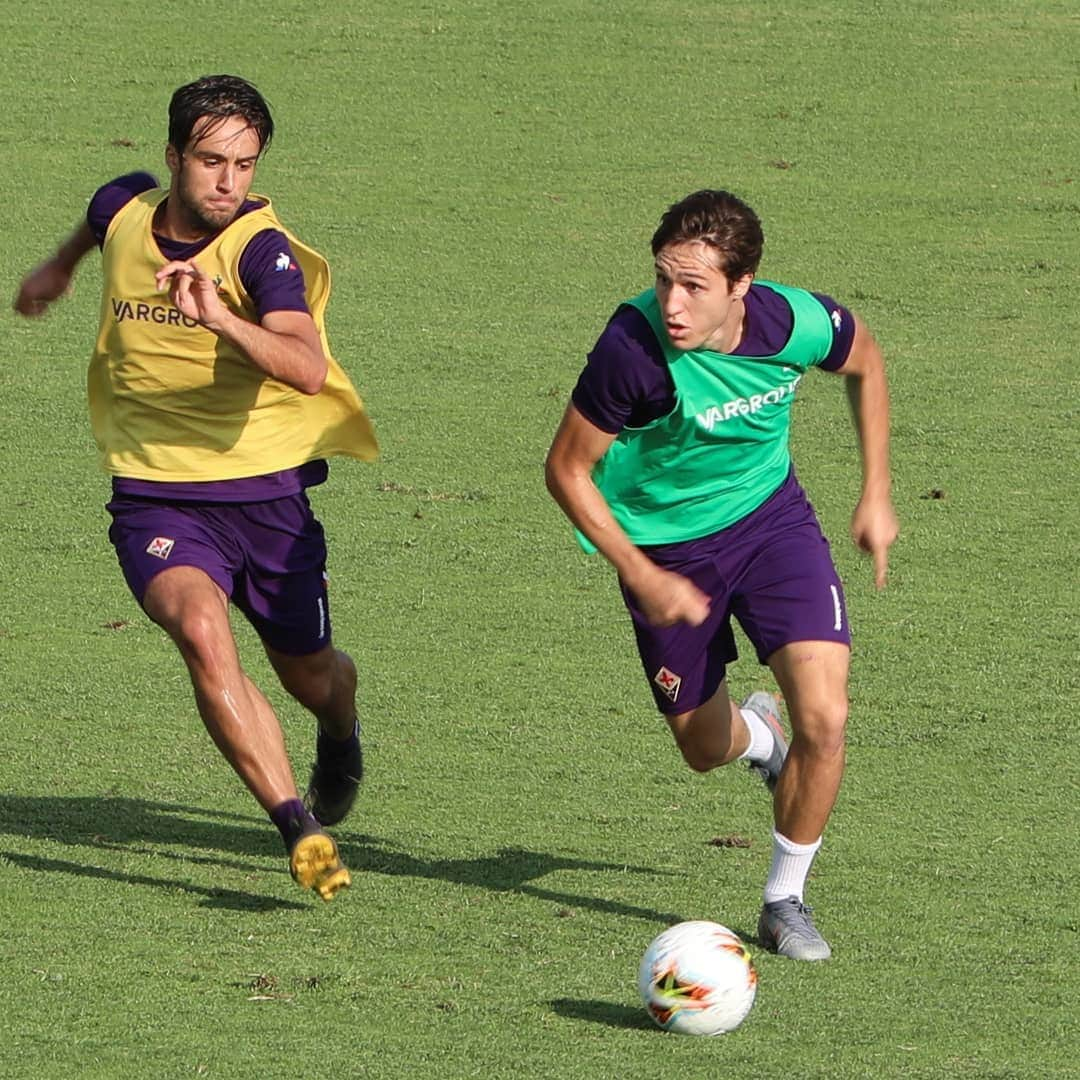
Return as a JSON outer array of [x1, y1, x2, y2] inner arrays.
[[675, 738, 723, 773], [151, 599, 230, 672], [791, 696, 848, 757], [144, 569, 229, 665], [668, 698, 736, 773]]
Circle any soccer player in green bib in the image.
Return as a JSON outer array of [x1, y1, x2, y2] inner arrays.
[[546, 189, 898, 959]]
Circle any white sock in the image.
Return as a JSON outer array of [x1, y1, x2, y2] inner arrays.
[[764, 830, 822, 904], [738, 707, 775, 764]]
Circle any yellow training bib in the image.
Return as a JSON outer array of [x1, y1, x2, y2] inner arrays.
[[89, 190, 378, 481]]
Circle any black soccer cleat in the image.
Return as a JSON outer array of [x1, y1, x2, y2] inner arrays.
[[303, 739, 363, 827]]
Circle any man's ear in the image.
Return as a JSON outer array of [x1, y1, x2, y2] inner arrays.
[[165, 143, 181, 178], [730, 273, 754, 301]]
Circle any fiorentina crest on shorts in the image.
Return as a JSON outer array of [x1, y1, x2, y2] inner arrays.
[[654, 665, 682, 703], [146, 536, 175, 560]]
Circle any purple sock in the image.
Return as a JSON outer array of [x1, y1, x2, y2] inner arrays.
[[270, 798, 317, 852]]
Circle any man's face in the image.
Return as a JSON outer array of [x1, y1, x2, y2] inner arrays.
[[654, 240, 752, 352], [165, 114, 261, 236]]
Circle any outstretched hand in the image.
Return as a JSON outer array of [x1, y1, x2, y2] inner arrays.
[[156, 260, 228, 330], [851, 496, 899, 589], [13, 260, 74, 317]]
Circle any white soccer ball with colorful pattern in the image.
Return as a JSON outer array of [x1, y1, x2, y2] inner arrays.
[[638, 921, 757, 1035]]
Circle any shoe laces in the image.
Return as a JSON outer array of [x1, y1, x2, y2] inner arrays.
[[773, 895, 817, 923]]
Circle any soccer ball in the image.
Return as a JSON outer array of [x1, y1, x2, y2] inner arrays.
[[638, 921, 757, 1035]]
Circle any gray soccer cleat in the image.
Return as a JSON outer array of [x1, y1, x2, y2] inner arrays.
[[741, 691, 788, 792], [758, 896, 832, 960]]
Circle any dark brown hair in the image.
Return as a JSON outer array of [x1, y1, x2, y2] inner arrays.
[[651, 189, 764, 283], [168, 74, 274, 155]]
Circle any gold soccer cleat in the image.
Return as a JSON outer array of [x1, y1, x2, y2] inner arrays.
[[290, 830, 352, 901]]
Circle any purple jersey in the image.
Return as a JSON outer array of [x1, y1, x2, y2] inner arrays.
[[86, 173, 323, 502], [114, 461, 329, 503], [572, 284, 856, 435]]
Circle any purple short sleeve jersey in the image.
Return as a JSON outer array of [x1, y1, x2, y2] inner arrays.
[[572, 284, 856, 435], [87, 173, 322, 502]]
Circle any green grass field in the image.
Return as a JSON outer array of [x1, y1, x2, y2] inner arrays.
[[2, 1, 1078, 1076]]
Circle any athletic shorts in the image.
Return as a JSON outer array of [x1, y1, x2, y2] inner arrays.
[[106, 493, 332, 656], [620, 472, 850, 715]]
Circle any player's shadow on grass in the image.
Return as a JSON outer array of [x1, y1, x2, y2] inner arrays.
[[0, 794, 684, 922], [0, 851, 307, 912], [336, 835, 684, 924], [0, 794, 306, 911]]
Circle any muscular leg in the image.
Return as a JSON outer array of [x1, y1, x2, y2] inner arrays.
[[751, 639, 848, 959], [767, 640, 849, 844], [665, 679, 749, 773], [662, 646, 844, 958], [143, 566, 300, 814], [266, 641, 363, 828], [264, 642, 358, 739]]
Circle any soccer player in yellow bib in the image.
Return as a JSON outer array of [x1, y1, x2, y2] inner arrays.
[[14, 75, 377, 901]]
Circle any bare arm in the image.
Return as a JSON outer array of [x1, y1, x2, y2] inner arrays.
[[544, 403, 710, 626], [156, 259, 328, 395], [835, 315, 899, 588], [13, 221, 98, 317]]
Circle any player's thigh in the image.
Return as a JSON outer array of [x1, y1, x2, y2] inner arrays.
[[621, 572, 737, 716], [107, 497, 237, 640], [143, 564, 230, 627], [767, 640, 850, 748], [732, 516, 850, 665], [230, 495, 333, 656]]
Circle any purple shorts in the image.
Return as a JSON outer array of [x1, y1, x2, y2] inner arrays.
[[106, 493, 332, 655], [620, 472, 850, 714]]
